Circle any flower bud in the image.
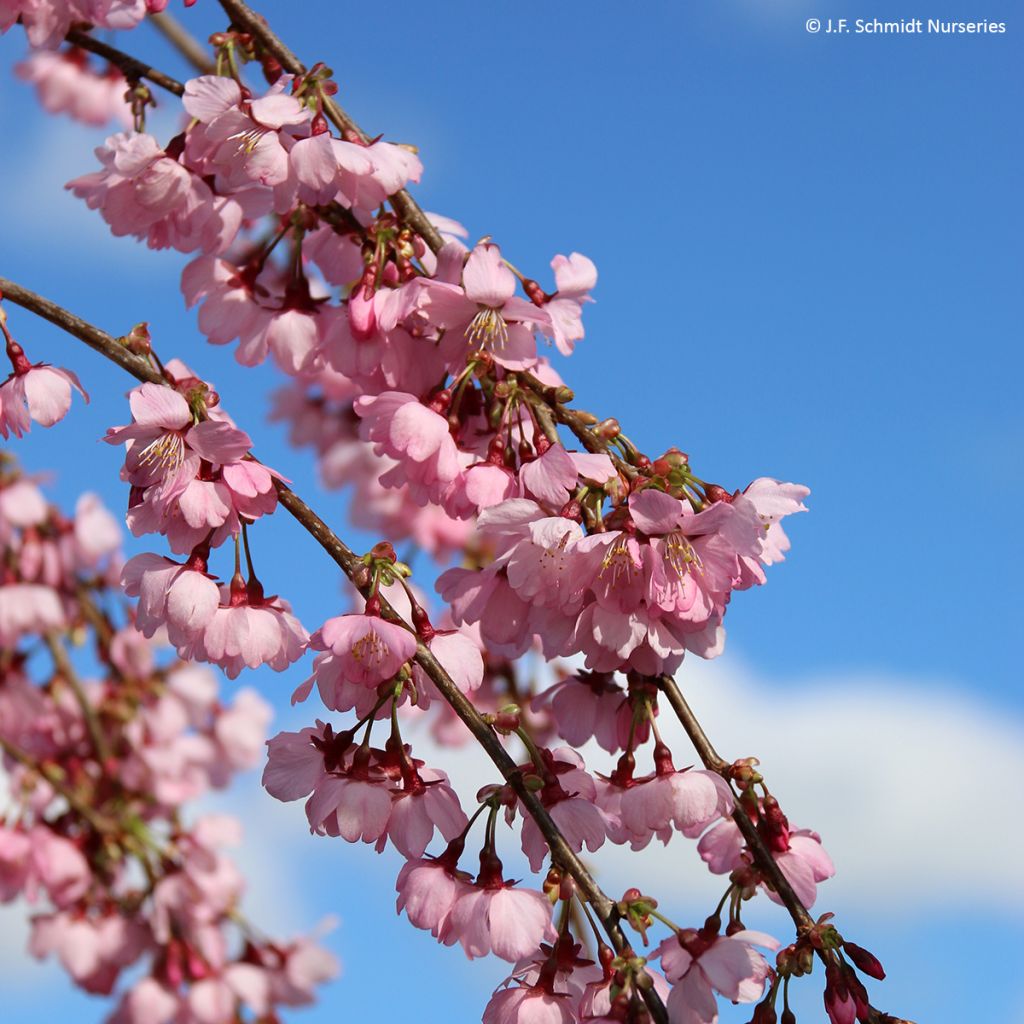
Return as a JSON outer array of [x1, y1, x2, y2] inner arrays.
[[842, 941, 886, 980]]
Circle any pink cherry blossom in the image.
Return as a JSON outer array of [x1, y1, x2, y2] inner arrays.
[[355, 391, 462, 504], [0, 359, 87, 438], [542, 251, 597, 356], [181, 578, 307, 679], [121, 550, 220, 642], [396, 854, 474, 938], [67, 132, 233, 254], [425, 242, 551, 351], [310, 610, 417, 686], [442, 854, 556, 962], [655, 926, 778, 1023], [385, 770, 468, 859], [483, 984, 577, 1024]]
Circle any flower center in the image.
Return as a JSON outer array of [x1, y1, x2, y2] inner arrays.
[[466, 307, 509, 349], [599, 537, 638, 587], [351, 629, 389, 666], [136, 431, 186, 472], [664, 532, 703, 580], [231, 125, 268, 156]]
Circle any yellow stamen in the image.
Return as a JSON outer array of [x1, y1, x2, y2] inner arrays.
[[466, 307, 509, 349]]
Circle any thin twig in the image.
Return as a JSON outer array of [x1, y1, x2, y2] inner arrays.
[[45, 633, 113, 765], [519, 371, 639, 478], [149, 10, 216, 75], [64, 29, 185, 97], [0, 276, 668, 1024], [0, 278, 163, 386]]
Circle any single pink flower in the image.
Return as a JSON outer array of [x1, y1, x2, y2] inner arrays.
[[305, 767, 395, 843], [656, 926, 778, 1023], [410, 241, 551, 369], [542, 251, 597, 356], [396, 854, 474, 938], [0, 356, 87, 438], [355, 391, 462, 504], [482, 985, 577, 1024], [443, 853, 556, 962], [385, 770, 468, 859], [262, 723, 332, 802], [179, 576, 308, 679], [311, 611, 417, 686]]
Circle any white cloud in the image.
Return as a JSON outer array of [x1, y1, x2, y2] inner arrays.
[[409, 658, 1024, 912], [1, 660, 1019, 994]]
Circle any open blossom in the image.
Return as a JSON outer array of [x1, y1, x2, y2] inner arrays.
[[656, 926, 779, 1023], [355, 391, 461, 504], [530, 672, 625, 754], [121, 549, 220, 643], [0, 358, 87, 438], [511, 748, 610, 872], [698, 813, 835, 909], [396, 852, 474, 938], [67, 132, 237, 254], [619, 745, 733, 842], [183, 74, 311, 189], [542, 251, 597, 356], [386, 768, 468, 859], [178, 575, 308, 679], [310, 610, 417, 686], [444, 883, 556, 962], [105, 379, 279, 552], [413, 242, 552, 369]]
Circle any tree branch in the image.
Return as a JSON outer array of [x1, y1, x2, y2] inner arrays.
[[149, 10, 216, 75], [0, 277, 668, 1024], [45, 632, 113, 766], [64, 29, 186, 97]]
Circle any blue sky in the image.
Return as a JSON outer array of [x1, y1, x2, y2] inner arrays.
[[1, 1, 1021, 1021]]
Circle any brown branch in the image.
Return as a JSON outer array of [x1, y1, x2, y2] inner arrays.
[[149, 10, 216, 75], [45, 633, 113, 766], [64, 29, 185, 97], [0, 277, 668, 1024], [519, 371, 639, 479], [215, 0, 445, 254], [0, 278, 163, 386]]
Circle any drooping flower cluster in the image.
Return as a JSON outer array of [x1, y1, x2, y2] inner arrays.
[[0, 460, 337, 1022], [0, 9, 901, 1022], [101, 362, 308, 678]]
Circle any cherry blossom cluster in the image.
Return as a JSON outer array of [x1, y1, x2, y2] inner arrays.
[[0, 5, 907, 1023], [15, 45, 132, 127], [0, 457, 337, 1022], [108, 362, 308, 679]]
